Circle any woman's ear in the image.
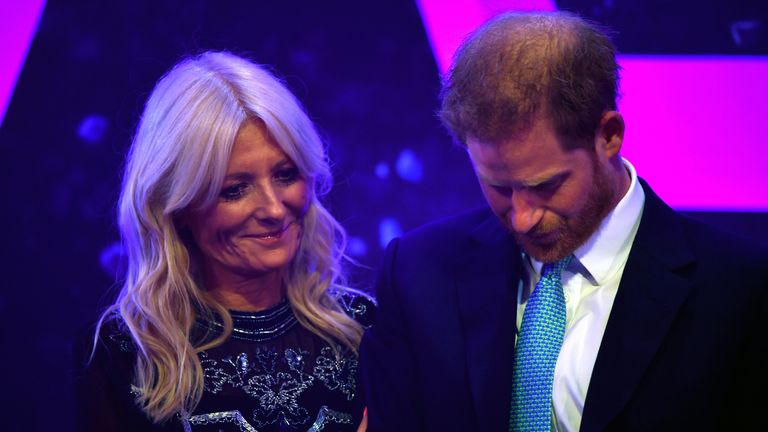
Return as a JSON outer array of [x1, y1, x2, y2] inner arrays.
[[174, 213, 195, 246]]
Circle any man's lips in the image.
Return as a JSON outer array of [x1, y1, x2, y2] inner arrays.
[[519, 227, 558, 244]]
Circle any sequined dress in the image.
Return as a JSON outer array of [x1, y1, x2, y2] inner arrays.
[[75, 294, 375, 432]]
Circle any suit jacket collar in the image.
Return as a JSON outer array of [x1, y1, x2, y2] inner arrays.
[[580, 179, 695, 431], [453, 181, 695, 431], [457, 213, 523, 431]]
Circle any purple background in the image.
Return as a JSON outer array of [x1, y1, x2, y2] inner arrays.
[[0, 1, 766, 430]]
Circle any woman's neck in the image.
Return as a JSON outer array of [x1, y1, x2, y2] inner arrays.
[[205, 270, 285, 312]]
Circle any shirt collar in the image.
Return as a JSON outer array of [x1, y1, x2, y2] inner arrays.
[[530, 158, 645, 285]]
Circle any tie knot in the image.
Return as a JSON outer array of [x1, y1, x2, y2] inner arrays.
[[541, 255, 572, 280]]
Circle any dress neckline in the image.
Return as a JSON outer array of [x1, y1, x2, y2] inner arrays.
[[199, 299, 298, 342]]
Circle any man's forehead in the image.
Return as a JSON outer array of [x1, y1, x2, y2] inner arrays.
[[467, 135, 583, 188]]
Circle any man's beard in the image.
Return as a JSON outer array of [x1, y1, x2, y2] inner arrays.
[[515, 160, 617, 263]]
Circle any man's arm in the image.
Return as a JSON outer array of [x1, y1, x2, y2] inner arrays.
[[359, 238, 424, 432]]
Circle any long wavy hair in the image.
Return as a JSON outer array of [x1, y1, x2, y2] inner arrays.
[[96, 51, 364, 423]]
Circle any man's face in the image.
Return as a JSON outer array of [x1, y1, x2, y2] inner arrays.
[[467, 117, 618, 263]]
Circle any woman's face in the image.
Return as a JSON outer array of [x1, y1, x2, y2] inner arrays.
[[186, 119, 309, 288]]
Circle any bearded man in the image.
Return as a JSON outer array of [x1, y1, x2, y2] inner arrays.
[[360, 11, 768, 432]]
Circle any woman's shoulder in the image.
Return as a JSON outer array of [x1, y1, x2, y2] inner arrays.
[[334, 289, 376, 328], [74, 315, 164, 431], [74, 313, 136, 389], [74, 313, 138, 372], [94, 314, 138, 354]]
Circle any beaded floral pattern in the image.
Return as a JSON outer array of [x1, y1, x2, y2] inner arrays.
[[102, 293, 374, 431], [198, 345, 358, 429]]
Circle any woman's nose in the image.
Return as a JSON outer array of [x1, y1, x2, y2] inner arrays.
[[251, 185, 286, 221]]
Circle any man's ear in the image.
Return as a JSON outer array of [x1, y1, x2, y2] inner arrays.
[[594, 111, 625, 161]]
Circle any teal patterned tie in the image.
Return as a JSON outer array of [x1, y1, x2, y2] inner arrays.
[[509, 255, 572, 432]]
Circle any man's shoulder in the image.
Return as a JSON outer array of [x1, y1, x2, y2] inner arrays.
[[678, 214, 768, 271], [382, 206, 513, 276], [398, 206, 497, 248], [641, 195, 768, 284], [638, 179, 768, 270]]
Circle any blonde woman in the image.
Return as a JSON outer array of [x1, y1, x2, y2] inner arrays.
[[75, 51, 374, 432]]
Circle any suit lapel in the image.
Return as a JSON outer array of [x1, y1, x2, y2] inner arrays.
[[581, 180, 695, 431], [456, 214, 523, 431]]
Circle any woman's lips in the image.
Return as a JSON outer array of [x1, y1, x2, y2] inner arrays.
[[246, 222, 294, 240]]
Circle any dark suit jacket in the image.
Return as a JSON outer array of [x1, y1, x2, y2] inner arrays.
[[360, 181, 768, 431]]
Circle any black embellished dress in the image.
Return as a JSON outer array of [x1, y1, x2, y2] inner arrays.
[[75, 294, 375, 432]]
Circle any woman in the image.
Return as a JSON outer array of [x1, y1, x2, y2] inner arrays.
[[76, 51, 374, 432]]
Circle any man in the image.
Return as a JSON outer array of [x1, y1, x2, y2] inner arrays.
[[359, 11, 768, 432]]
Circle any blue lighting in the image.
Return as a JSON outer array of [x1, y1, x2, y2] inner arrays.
[[396, 148, 423, 182], [374, 162, 390, 179], [99, 241, 124, 278], [378, 217, 403, 248], [347, 236, 368, 256], [77, 114, 109, 145]]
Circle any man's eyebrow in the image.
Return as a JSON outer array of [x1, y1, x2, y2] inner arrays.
[[479, 171, 568, 189], [520, 171, 568, 188], [476, 171, 513, 188]]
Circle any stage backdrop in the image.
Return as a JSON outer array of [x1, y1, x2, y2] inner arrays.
[[0, 0, 765, 430]]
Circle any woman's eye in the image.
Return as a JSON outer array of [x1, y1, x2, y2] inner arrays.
[[220, 183, 249, 201], [274, 167, 300, 184]]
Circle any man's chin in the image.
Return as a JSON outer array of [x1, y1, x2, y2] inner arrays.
[[517, 237, 571, 264]]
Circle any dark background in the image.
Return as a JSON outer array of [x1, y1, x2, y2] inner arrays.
[[0, 1, 766, 430]]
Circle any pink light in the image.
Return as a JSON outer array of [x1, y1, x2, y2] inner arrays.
[[416, 1, 486, 74], [416, 2, 768, 211], [0, 0, 46, 127], [619, 56, 768, 211], [416, 0, 556, 73]]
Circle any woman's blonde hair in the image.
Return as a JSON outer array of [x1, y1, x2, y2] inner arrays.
[[96, 51, 365, 423]]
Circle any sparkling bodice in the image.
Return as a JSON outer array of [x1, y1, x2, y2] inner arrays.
[[79, 293, 375, 432]]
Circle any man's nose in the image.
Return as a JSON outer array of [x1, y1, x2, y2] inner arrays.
[[509, 190, 544, 234]]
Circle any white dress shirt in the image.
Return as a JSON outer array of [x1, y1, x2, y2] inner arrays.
[[515, 159, 645, 432]]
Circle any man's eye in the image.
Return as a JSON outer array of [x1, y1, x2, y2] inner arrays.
[[274, 167, 300, 184], [533, 178, 563, 194], [220, 183, 248, 201], [490, 185, 513, 196], [536, 181, 555, 191]]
